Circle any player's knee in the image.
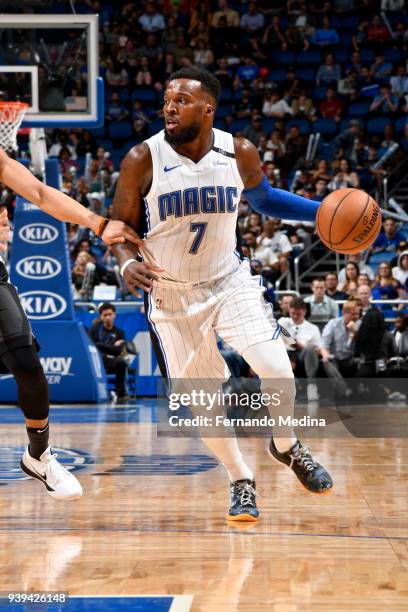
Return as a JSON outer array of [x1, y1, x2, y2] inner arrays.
[[2, 346, 46, 389]]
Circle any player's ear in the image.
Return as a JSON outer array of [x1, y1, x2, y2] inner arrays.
[[206, 104, 215, 115]]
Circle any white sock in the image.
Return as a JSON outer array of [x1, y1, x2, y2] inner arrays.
[[201, 436, 254, 482]]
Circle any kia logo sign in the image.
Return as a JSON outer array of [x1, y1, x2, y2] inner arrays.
[[18, 223, 58, 244], [16, 256, 62, 280], [20, 291, 67, 320]]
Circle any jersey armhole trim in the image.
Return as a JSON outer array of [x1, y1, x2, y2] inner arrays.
[[144, 137, 160, 202]]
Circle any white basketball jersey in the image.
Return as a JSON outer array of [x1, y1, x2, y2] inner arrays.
[[141, 128, 244, 284]]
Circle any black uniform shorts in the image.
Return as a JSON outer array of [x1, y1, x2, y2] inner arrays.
[[0, 260, 39, 373]]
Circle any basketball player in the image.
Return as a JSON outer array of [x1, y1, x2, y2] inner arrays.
[[112, 67, 333, 521], [0, 148, 143, 500]]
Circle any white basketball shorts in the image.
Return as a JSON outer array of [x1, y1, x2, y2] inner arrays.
[[145, 261, 280, 379]]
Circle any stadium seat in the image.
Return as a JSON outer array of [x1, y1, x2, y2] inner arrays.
[[108, 121, 133, 140], [215, 106, 232, 119], [214, 119, 225, 130], [338, 15, 359, 30], [367, 117, 392, 135], [296, 50, 321, 66], [347, 103, 370, 117], [295, 68, 315, 82], [263, 118, 277, 133], [334, 49, 347, 64], [368, 252, 395, 266], [360, 49, 374, 64], [384, 49, 403, 63], [269, 69, 286, 82], [395, 118, 408, 133], [132, 87, 157, 103], [312, 118, 337, 136], [270, 51, 295, 65], [286, 118, 310, 135], [148, 118, 164, 136], [317, 142, 335, 161], [229, 119, 249, 134], [89, 125, 106, 139], [312, 86, 328, 101], [219, 89, 233, 104]]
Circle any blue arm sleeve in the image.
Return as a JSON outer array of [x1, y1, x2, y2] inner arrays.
[[242, 176, 320, 223]]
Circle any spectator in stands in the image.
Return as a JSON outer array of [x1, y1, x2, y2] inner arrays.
[[369, 84, 399, 115], [357, 66, 377, 92], [234, 57, 260, 89], [372, 261, 406, 301], [138, 33, 164, 68], [391, 240, 408, 268], [105, 58, 129, 88], [275, 293, 295, 319], [49, 131, 77, 159], [372, 218, 406, 253], [372, 52, 393, 79], [71, 251, 100, 299], [58, 147, 79, 176], [338, 253, 374, 283], [399, 123, 408, 153], [161, 15, 184, 53], [265, 130, 286, 162], [352, 20, 368, 51], [291, 93, 316, 120], [211, 0, 240, 28], [356, 284, 373, 315], [106, 92, 129, 123], [390, 65, 408, 99], [391, 313, 408, 357], [285, 23, 309, 52], [337, 69, 358, 98], [240, 1, 265, 34], [279, 297, 322, 403], [392, 250, 408, 288], [243, 211, 263, 235], [304, 278, 339, 326], [325, 272, 348, 301], [213, 57, 234, 89], [381, 124, 397, 149], [394, 20, 408, 50], [328, 159, 360, 190], [243, 115, 266, 146], [311, 16, 340, 47], [257, 219, 292, 273], [319, 87, 343, 121], [357, 274, 372, 287], [354, 308, 396, 378], [314, 178, 329, 201], [89, 303, 129, 402], [173, 35, 194, 68], [366, 15, 390, 46], [138, 2, 165, 33], [233, 88, 255, 118], [320, 300, 361, 395], [285, 125, 306, 168], [135, 56, 153, 86], [338, 261, 360, 297], [333, 120, 361, 159], [262, 15, 287, 50], [193, 38, 214, 70], [316, 53, 341, 86], [282, 67, 302, 99], [262, 90, 293, 119]]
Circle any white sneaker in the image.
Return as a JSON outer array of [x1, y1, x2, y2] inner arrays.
[[307, 383, 319, 403], [20, 447, 83, 500]]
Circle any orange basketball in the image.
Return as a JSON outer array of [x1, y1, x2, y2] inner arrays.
[[316, 188, 382, 254]]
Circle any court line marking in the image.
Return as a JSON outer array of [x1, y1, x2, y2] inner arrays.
[[67, 595, 193, 610], [0, 527, 407, 541]]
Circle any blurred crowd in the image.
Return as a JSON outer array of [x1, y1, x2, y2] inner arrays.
[[0, 0, 407, 323]]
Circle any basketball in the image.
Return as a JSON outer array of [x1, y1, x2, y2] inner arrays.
[[316, 188, 382, 254]]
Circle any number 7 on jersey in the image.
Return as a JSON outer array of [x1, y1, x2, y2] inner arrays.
[[189, 222, 208, 254]]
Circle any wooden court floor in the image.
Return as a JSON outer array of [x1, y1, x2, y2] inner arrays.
[[0, 400, 407, 611]]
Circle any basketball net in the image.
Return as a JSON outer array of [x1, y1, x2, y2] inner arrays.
[[0, 101, 29, 152]]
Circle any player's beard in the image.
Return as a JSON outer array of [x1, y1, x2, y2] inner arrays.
[[164, 120, 201, 145]]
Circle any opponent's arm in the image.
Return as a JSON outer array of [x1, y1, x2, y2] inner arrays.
[[235, 137, 320, 222], [0, 148, 142, 247], [111, 144, 163, 296]]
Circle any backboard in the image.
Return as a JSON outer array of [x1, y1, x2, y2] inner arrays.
[[0, 14, 104, 128]]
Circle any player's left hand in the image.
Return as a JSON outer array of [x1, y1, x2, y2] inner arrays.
[[101, 220, 145, 248], [0, 207, 11, 251]]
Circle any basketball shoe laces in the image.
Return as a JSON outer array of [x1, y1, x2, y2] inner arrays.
[[42, 452, 71, 486], [289, 446, 318, 473], [236, 482, 257, 507]]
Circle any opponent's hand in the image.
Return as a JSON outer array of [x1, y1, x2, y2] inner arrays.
[[0, 207, 11, 252], [101, 220, 145, 248], [123, 261, 164, 297]]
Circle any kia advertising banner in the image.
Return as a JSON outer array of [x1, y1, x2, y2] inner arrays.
[[10, 197, 75, 321]]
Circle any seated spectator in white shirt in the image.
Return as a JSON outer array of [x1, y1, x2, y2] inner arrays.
[[392, 249, 408, 286], [338, 253, 374, 284], [304, 278, 339, 327], [320, 300, 361, 396], [257, 219, 292, 275], [262, 91, 293, 119], [242, 230, 280, 284], [279, 297, 322, 403]]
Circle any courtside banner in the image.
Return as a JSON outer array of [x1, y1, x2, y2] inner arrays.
[[0, 321, 108, 402], [9, 196, 75, 321]]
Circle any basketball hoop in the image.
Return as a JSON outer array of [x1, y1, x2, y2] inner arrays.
[[0, 101, 29, 152]]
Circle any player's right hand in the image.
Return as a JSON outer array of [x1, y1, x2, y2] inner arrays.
[[122, 261, 164, 297]]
